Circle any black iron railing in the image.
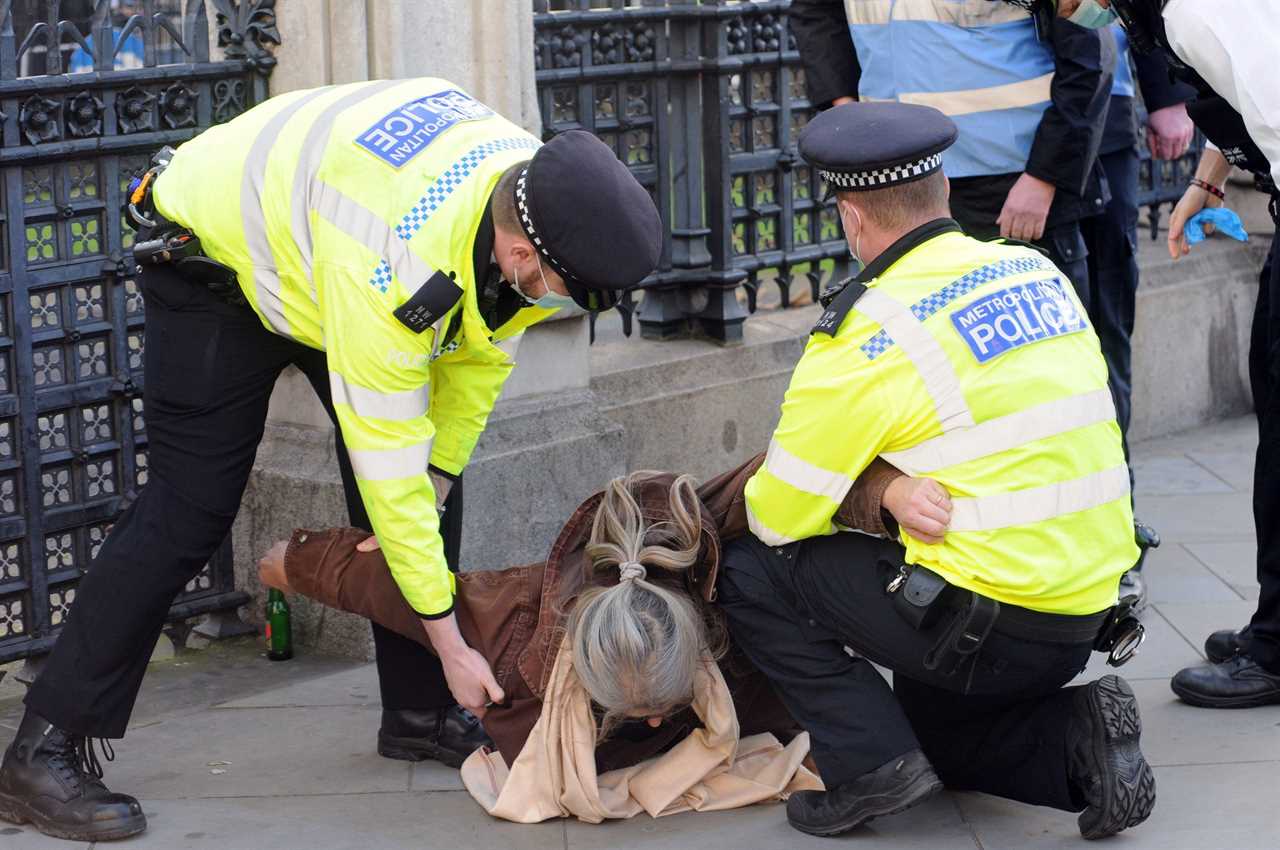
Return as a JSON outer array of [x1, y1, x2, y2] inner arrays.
[[0, 0, 279, 664]]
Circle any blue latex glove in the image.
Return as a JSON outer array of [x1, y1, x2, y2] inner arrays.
[[1184, 207, 1249, 245]]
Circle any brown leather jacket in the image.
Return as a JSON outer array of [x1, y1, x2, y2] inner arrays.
[[284, 455, 901, 768]]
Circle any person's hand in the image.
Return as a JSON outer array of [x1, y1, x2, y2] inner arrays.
[[1146, 103, 1195, 161], [1167, 184, 1221, 259], [429, 470, 454, 512], [831, 95, 856, 107], [997, 173, 1057, 242], [421, 614, 505, 716], [357, 535, 380, 552], [883, 476, 952, 545]]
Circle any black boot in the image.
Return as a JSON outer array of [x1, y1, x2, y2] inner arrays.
[[377, 705, 492, 768], [0, 711, 146, 842], [785, 749, 942, 837], [1068, 675, 1156, 840], [1204, 626, 1251, 664], [1171, 653, 1280, 708]]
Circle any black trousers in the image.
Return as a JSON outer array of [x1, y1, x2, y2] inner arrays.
[[718, 533, 1093, 811], [1248, 225, 1280, 674], [25, 264, 455, 738], [1080, 148, 1141, 464]]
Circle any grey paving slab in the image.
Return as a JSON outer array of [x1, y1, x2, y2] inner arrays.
[[215, 663, 380, 709], [1074, 606, 1200, 683], [410, 761, 466, 792], [958, 761, 1280, 850], [122, 792, 566, 850], [1142, 544, 1242, 606], [1130, 492, 1255, 543], [109, 705, 409, 800], [1186, 448, 1255, 491], [1154, 600, 1259, 655], [1184, 541, 1261, 600], [0, 824, 89, 849], [1131, 455, 1235, 496], [1134, 416, 1257, 456], [1127, 678, 1280, 767], [564, 793, 976, 850]]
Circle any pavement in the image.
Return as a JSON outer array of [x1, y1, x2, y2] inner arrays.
[[1, 415, 1277, 850]]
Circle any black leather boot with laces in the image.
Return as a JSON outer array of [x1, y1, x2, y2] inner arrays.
[[0, 710, 146, 841]]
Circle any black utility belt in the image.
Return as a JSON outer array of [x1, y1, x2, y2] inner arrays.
[[887, 563, 1144, 676]]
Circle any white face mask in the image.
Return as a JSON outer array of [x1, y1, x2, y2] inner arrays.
[[513, 255, 575, 310], [1067, 0, 1118, 29], [841, 203, 866, 269]]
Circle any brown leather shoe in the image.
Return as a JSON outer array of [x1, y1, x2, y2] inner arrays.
[[0, 711, 146, 842]]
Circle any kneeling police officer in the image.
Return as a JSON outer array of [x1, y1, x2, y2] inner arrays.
[[716, 101, 1155, 839], [0, 78, 661, 841]]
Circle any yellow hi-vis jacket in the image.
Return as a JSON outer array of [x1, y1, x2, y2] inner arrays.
[[152, 79, 556, 618], [745, 221, 1138, 616]]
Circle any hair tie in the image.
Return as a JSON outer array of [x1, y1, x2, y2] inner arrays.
[[618, 561, 647, 583]]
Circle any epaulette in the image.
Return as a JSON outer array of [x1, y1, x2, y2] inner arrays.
[[811, 277, 868, 336]]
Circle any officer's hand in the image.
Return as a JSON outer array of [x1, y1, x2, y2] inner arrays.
[[831, 95, 856, 107], [1167, 184, 1221, 260], [356, 535, 381, 552], [1146, 103, 1195, 161], [883, 476, 952, 545], [421, 613, 504, 717], [997, 173, 1056, 243]]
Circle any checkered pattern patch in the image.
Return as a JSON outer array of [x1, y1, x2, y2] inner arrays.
[[395, 137, 540, 242], [859, 254, 1056, 360], [369, 259, 393, 294], [821, 152, 944, 190]]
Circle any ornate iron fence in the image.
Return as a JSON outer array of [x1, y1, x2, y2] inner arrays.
[[533, 0, 1203, 342], [0, 0, 278, 664]]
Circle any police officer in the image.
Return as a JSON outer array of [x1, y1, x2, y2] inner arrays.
[[0, 78, 661, 841], [1055, 0, 1280, 708], [715, 102, 1155, 839]]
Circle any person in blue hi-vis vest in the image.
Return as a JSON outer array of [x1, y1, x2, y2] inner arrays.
[[790, 0, 1112, 304]]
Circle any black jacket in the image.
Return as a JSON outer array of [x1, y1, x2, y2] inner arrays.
[[788, 0, 1113, 229]]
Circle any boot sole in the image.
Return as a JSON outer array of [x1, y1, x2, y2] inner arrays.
[[0, 791, 147, 842], [1078, 676, 1156, 841], [377, 731, 468, 769], [1170, 678, 1280, 709], [789, 770, 944, 837]]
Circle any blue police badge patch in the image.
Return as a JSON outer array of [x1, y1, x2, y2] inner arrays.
[[356, 89, 493, 168], [950, 277, 1086, 364]]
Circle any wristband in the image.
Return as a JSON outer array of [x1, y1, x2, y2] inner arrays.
[[1191, 178, 1225, 201]]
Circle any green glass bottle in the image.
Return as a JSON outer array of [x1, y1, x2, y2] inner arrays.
[[265, 588, 293, 661]]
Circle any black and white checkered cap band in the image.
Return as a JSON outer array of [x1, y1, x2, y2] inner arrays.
[[819, 151, 944, 190], [515, 166, 575, 282]]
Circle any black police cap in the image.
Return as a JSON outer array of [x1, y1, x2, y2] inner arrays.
[[515, 130, 662, 305], [798, 101, 958, 192]]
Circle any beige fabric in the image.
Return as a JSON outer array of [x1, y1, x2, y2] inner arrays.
[[461, 640, 823, 823]]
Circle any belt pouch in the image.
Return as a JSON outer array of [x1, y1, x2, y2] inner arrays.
[[891, 564, 951, 630]]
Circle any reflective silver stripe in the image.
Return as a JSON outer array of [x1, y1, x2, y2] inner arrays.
[[948, 465, 1131, 533], [242, 87, 334, 334], [764, 439, 853, 502], [746, 504, 798, 547], [855, 288, 974, 431], [309, 178, 437, 293], [292, 80, 405, 284], [330, 372, 429, 422], [348, 440, 433, 482], [882, 388, 1117, 475]]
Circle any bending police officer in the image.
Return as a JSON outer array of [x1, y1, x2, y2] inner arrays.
[[0, 78, 662, 842]]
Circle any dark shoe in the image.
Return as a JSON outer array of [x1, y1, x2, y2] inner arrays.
[[1171, 653, 1280, 708], [785, 749, 942, 837], [1068, 675, 1155, 840], [1118, 570, 1148, 612], [377, 705, 492, 768], [0, 711, 146, 842], [1204, 626, 1251, 664]]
